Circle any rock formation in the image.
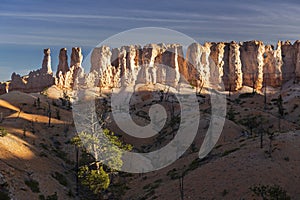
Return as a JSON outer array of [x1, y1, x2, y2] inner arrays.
[[2, 40, 300, 95], [87, 40, 298, 92], [41, 48, 52, 74], [294, 40, 300, 82], [0, 83, 4, 95], [222, 42, 243, 91], [186, 43, 211, 87], [56, 47, 83, 89], [209, 42, 225, 87], [90, 46, 116, 88], [9, 49, 54, 93], [281, 41, 296, 83], [263, 42, 283, 87], [240, 41, 264, 91], [56, 48, 69, 76]]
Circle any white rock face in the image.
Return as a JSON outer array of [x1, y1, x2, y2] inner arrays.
[[56, 47, 83, 89], [4, 40, 300, 94], [240, 41, 265, 91], [186, 43, 211, 87], [90, 46, 116, 88], [228, 42, 243, 90], [140, 44, 161, 84], [91, 46, 112, 74], [209, 42, 225, 88], [263, 42, 283, 87]]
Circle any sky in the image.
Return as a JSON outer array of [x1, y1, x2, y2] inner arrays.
[[1, 0, 300, 81]]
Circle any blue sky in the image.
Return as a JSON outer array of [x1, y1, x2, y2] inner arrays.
[[1, 0, 300, 81]]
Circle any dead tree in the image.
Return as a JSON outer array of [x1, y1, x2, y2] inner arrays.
[[263, 74, 267, 110], [37, 97, 41, 109], [268, 132, 275, 157], [277, 95, 284, 132], [47, 102, 52, 127], [179, 174, 184, 200]]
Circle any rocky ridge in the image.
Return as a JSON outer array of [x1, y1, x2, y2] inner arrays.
[[2, 40, 300, 95]]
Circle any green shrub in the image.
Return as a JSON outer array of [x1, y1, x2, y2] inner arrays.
[[0, 127, 8, 137]]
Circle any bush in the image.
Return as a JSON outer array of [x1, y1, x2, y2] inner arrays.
[[0, 191, 10, 200], [239, 92, 255, 99], [250, 184, 290, 200], [0, 127, 8, 137], [52, 172, 68, 187], [24, 179, 40, 193]]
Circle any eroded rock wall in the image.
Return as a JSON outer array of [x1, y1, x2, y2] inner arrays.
[[240, 41, 264, 90], [263, 42, 283, 87], [56, 47, 83, 89], [4, 40, 300, 94], [281, 41, 296, 83]]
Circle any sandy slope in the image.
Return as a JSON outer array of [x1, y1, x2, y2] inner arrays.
[[0, 82, 300, 199], [0, 90, 77, 200]]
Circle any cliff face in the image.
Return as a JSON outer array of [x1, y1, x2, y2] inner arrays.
[[84, 40, 300, 91], [3, 40, 300, 94], [209, 42, 225, 87], [56, 48, 69, 76], [263, 42, 283, 87], [281, 41, 296, 82], [294, 40, 300, 81], [240, 41, 264, 90], [56, 47, 83, 89]]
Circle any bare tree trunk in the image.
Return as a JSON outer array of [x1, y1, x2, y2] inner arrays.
[[260, 131, 263, 149], [264, 76, 267, 110], [268, 133, 275, 157], [179, 174, 184, 200], [76, 147, 79, 196], [48, 102, 51, 127]]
